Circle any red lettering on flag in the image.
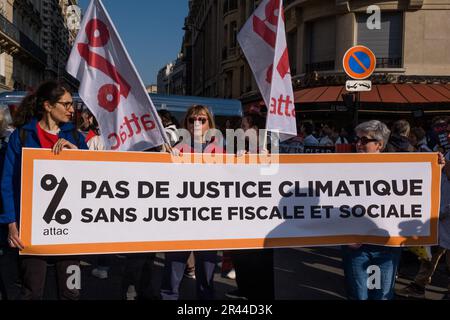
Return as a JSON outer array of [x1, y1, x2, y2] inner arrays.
[[277, 48, 290, 79]]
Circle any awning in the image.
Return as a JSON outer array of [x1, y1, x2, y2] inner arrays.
[[294, 83, 450, 105]]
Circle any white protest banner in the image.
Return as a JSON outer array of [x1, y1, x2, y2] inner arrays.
[[66, 0, 167, 151], [237, 0, 297, 137], [20, 149, 440, 255]]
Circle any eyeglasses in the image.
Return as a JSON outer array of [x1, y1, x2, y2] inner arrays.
[[56, 101, 74, 110], [188, 117, 208, 125], [355, 136, 378, 145]]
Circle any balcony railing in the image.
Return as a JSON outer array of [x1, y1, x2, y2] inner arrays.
[[19, 32, 47, 65], [305, 60, 335, 73], [376, 57, 402, 68], [0, 13, 20, 43], [0, 13, 47, 65]]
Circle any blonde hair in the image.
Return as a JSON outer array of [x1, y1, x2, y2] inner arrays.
[[183, 105, 216, 129]]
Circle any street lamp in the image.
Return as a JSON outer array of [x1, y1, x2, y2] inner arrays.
[[183, 23, 206, 97]]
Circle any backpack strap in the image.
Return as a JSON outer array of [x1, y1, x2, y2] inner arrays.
[[71, 129, 80, 147], [19, 127, 27, 147]]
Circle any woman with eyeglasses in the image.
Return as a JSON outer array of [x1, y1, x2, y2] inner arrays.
[[0, 81, 88, 300], [160, 105, 222, 300]]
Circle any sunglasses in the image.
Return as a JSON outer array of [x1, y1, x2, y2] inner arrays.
[[355, 136, 378, 145], [188, 117, 208, 125]]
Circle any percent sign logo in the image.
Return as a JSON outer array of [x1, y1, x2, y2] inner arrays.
[[41, 175, 72, 225], [77, 19, 131, 113]]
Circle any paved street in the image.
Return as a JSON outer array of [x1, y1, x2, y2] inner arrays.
[[0, 247, 448, 300]]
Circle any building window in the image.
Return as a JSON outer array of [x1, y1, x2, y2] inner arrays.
[[240, 0, 246, 26], [223, 24, 228, 60], [229, 0, 237, 11], [223, 0, 228, 14], [240, 65, 245, 94], [0, 53, 5, 85], [306, 17, 336, 72], [287, 30, 297, 75], [225, 71, 233, 98], [230, 21, 237, 48], [356, 12, 403, 68]]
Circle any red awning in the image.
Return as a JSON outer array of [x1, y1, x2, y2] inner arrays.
[[294, 84, 450, 104]]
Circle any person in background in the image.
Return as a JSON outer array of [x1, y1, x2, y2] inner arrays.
[[335, 127, 350, 145], [82, 110, 105, 152], [319, 123, 334, 147], [226, 113, 275, 301], [0, 80, 88, 300], [396, 126, 450, 300], [302, 122, 319, 146], [0, 107, 14, 300], [385, 120, 415, 152], [410, 127, 432, 153], [158, 110, 180, 147]]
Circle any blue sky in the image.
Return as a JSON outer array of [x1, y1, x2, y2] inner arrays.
[[78, 0, 188, 85]]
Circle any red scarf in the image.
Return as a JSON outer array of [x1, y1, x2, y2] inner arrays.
[[36, 123, 59, 148], [85, 130, 97, 143]]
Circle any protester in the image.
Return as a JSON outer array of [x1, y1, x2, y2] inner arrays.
[[335, 127, 350, 145], [0, 81, 88, 300], [82, 110, 105, 152], [301, 122, 319, 146], [158, 110, 180, 147], [227, 113, 275, 300], [396, 127, 450, 300], [319, 123, 334, 147], [385, 120, 415, 152], [410, 127, 432, 152], [0, 107, 16, 300], [341, 120, 402, 300], [160, 105, 221, 300]]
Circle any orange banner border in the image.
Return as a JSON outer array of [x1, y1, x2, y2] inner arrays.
[[20, 149, 441, 255]]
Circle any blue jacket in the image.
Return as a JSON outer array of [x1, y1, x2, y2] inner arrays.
[[0, 118, 88, 225]]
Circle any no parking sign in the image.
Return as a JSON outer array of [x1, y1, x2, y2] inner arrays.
[[343, 45, 376, 80]]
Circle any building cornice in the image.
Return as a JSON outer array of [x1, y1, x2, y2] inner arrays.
[[408, 0, 424, 10], [292, 72, 450, 89]]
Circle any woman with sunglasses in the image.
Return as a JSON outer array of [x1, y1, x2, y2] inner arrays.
[[160, 105, 222, 300], [173, 105, 224, 154], [341, 120, 402, 300], [0, 81, 88, 300], [342, 120, 446, 300]]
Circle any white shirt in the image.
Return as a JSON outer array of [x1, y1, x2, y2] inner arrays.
[[303, 135, 319, 146]]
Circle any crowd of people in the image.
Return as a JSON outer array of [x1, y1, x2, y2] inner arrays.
[[0, 80, 449, 300]]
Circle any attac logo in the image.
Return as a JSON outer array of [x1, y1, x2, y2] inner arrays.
[[77, 19, 131, 113], [252, 0, 290, 84], [41, 174, 72, 225]]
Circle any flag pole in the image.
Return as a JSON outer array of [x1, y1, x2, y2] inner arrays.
[[95, 0, 170, 147]]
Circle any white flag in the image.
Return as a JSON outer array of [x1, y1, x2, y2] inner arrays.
[[237, 0, 297, 137], [66, 0, 167, 151]]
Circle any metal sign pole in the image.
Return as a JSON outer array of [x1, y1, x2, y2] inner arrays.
[[353, 92, 360, 127]]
